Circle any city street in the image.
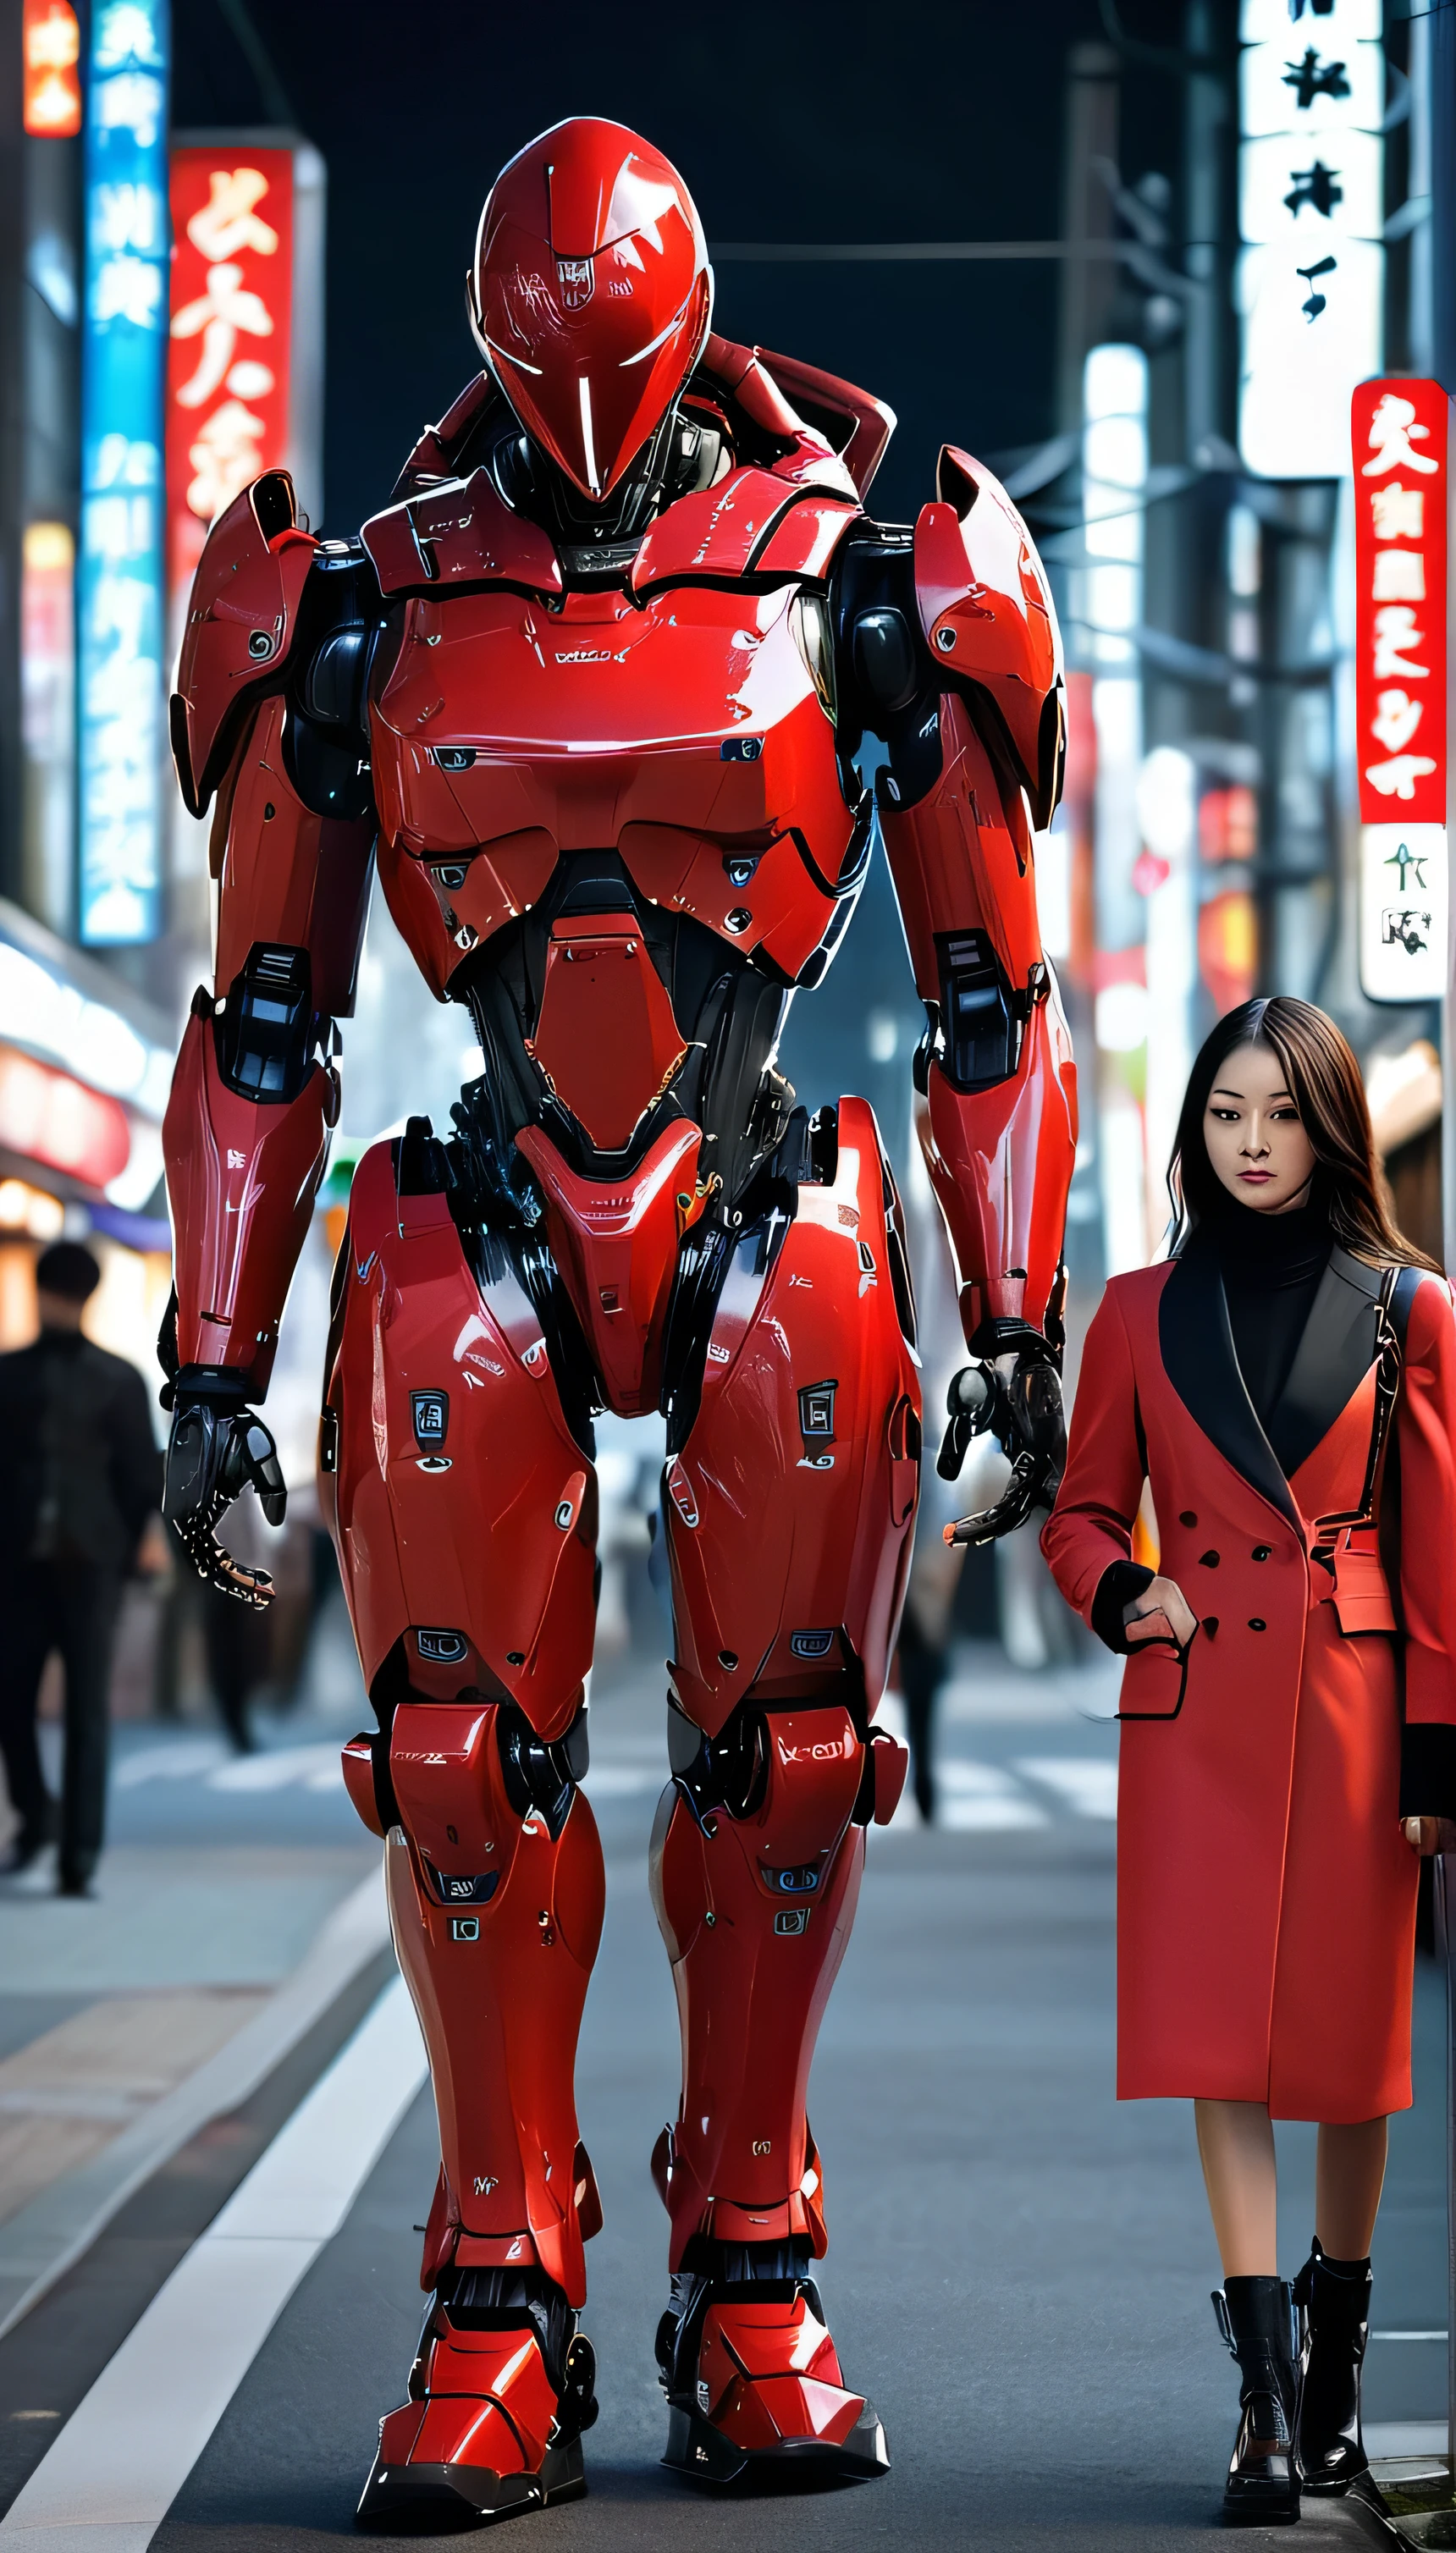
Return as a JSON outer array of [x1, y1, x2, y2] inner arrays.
[[0, 1602, 1446, 2549]]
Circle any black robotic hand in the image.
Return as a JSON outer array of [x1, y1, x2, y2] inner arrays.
[[163, 1394, 286, 1607], [157, 1296, 285, 1607], [935, 1321, 1066, 1548]]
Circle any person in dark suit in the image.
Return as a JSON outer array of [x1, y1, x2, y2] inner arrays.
[[0, 1241, 164, 1894]]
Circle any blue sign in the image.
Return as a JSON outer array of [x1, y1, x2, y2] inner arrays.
[[78, 0, 170, 946]]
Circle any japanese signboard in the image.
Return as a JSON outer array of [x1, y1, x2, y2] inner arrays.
[[1353, 380, 1447, 825], [1359, 824, 1447, 1004], [1238, 0, 1384, 480], [77, 0, 170, 947], [165, 146, 295, 607], [1354, 378, 1449, 1004]]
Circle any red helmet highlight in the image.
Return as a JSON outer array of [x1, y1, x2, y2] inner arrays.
[[471, 117, 712, 503]]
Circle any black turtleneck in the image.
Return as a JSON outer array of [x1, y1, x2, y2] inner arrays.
[[1198, 1183, 1332, 1466], [1088, 1182, 1332, 1653]]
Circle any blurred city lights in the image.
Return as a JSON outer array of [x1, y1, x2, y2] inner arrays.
[[77, 0, 171, 946]]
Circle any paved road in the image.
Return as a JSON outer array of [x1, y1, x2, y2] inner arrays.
[[0, 1627, 1446, 2547]]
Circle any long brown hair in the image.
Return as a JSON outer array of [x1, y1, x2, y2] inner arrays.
[[1168, 995, 1443, 1272]]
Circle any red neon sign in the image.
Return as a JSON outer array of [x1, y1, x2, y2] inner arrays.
[[22, 0, 80, 138], [166, 149, 295, 604], [1352, 378, 1448, 830], [0, 1047, 131, 1189]]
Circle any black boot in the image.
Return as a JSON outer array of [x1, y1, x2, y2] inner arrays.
[[1212, 2277, 1301, 2523], [1293, 2237, 1371, 2493]]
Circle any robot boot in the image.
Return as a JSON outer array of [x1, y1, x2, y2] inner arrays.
[[654, 2238, 887, 2486], [360, 2263, 597, 2525], [649, 1696, 904, 2485], [347, 1707, 604, 2524]]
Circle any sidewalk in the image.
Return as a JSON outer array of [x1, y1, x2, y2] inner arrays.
[[0, 1614, 383, 2338]]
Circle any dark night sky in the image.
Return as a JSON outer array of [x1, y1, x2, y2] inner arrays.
[[168, 0, 1161, 538]]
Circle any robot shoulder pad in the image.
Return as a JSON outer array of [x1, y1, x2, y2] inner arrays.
[[913, 446, 1064, 829], [172, 470, 317, 819]]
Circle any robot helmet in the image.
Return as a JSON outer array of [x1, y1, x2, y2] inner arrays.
[[470, 116, 713, 505]]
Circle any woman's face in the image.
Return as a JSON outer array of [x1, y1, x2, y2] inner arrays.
[[1202, 1041, 1318, 1213]]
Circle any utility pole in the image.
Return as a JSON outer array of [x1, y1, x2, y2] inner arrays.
[[1056, 42, 1120, 433]]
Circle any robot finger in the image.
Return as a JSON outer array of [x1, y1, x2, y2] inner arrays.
[[176, 1505, 276, 1608], [239, 1418, 288, 1527], [935, 1364, 995, 1482]]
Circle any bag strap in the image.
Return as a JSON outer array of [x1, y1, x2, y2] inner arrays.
[[1313, 1264, 1420, 1544], [1388, 1262, 1423, 1357]]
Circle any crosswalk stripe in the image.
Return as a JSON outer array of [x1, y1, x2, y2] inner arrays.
[[0, 1979, 427, 2552], [1014, 1757, 1119, 1820], [106, 1741, 1122, 1823], [937, 1762, 1049, 1831]]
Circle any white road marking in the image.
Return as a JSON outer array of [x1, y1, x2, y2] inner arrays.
[[1015, 1756, 1119, 1820], [937, 1761, 1048, 1832], [0, 1866, 394, 2344], [0, 1978, 427, 2553], [207, 1744, 345, 1794], [113, 1740, 228, 1789]]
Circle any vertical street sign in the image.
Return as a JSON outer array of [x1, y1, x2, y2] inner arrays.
[[165, 146, 295, 615], [78, 0, 170, 946], [1353, 378, 1449, 1003], [1238, 0, 1385, 479]]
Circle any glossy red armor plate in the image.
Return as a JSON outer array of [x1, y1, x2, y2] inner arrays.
[[662, 1096, 920, 1735], [173, 471, 317, 816], [527, 911, 687, 1150], [368, 582, 855, 988], [913, 450, 1062, 822], [651, 1757, 862, 2259], [322, 1140, 595, 1730], [629, 469, 852, 596], [383, 1747, 603, 2297], [163, 1008, 335, 1394], [514, 1120, 703, 1415], [361, 467, 563, 599]]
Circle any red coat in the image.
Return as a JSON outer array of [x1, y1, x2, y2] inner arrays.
[[1042, 1245, 1456, 2122]]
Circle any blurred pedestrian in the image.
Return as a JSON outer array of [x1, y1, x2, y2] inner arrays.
[[0, 1242, 165, 1894], [1043, 998, 1456, 2523], [896, 1461, 962, 1822]]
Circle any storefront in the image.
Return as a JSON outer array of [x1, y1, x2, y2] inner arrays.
[[0, 896, 174, 1380]]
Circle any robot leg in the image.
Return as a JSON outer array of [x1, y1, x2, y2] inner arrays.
[[649, 1097, 916, 2486], [327, 1134, 604, 2523]]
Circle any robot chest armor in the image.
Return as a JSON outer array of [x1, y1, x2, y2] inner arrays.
[[367, 578, 861, 1000]]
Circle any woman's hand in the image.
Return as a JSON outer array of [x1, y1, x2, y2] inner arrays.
[[1123, 1574, 1199, 1651], [1402, 1816, 1456, 1856]]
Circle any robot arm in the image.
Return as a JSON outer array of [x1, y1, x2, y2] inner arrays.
[[834, 447, 1077, 1541], [162, 471, 379, 1600]]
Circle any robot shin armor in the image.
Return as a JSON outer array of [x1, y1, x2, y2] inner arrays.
[[649, 1700, 902, 2269], [373, 1703, 604, 2308]]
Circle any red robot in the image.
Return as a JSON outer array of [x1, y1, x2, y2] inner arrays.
[[160, 117, 1075, 2523]]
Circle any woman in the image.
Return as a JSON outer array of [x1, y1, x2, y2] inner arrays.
[[1042, 997, 1456, 2523]]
